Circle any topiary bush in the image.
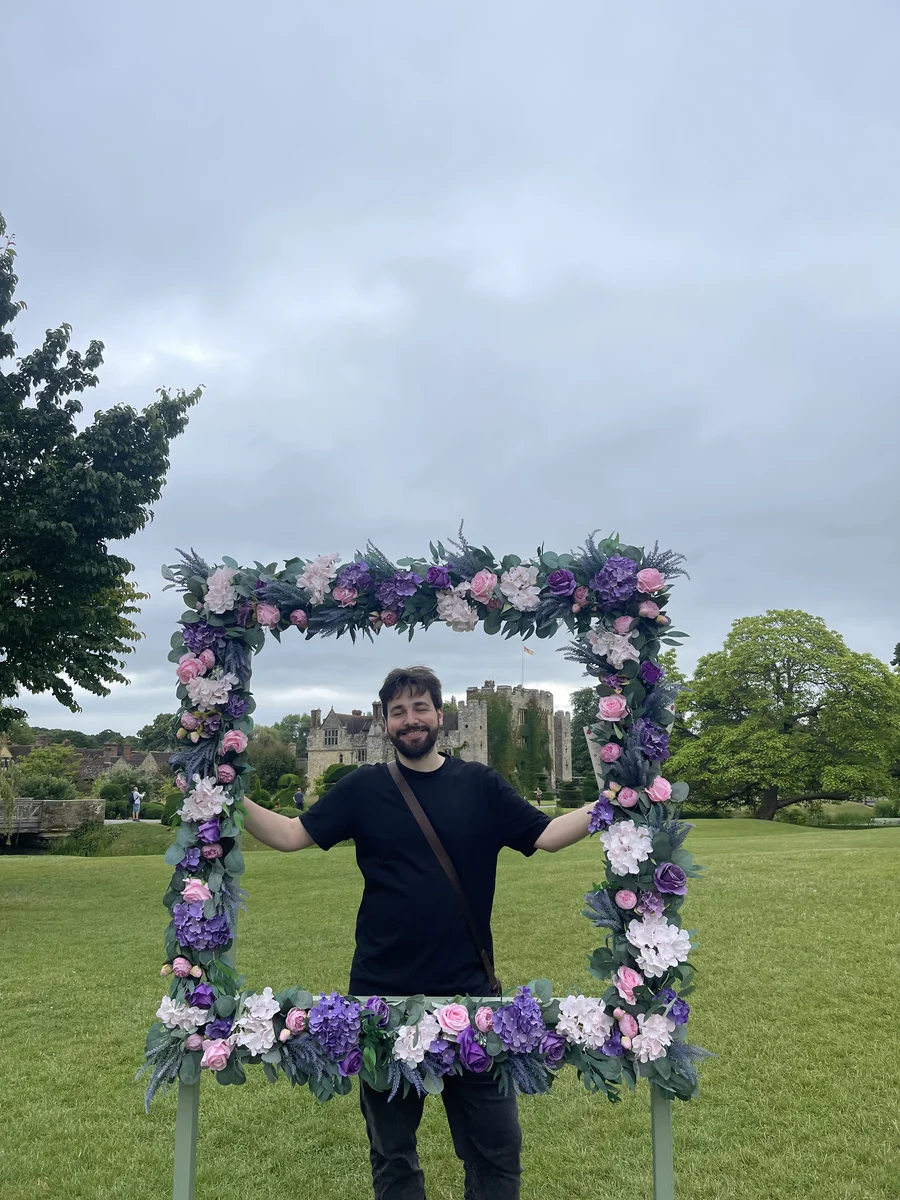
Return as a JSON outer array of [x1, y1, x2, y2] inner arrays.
[[141, 802, 164, 820], [21, 774, 78, 802]]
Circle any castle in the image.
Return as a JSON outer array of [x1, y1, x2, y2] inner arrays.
[[307, 681, 572, 795]]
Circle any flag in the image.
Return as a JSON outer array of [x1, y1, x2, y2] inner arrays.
[[523, 646, 535, 656]]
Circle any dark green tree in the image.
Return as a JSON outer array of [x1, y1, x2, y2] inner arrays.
[[0, 214, 200, 731], [247, 732, 297, 789], [569, 687, 598, 781], [516, 697, 552, 797], [136, 712, 178, 751], [486, 691, 518, 790], [270, 713, 311, 756]]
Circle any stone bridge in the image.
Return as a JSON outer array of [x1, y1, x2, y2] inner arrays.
[[2, 797, 105, 842]]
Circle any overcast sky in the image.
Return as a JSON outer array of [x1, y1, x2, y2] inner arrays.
[[6, 1, 899, 735]]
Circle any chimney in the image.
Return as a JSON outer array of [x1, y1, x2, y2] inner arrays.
[[103, 742, 118, 758], [311, 709, 321, 730], [288, 742, 297, 758], [123, 744, 132, 761], [372, 701, 382, 723], [351, 709, 362, 717]]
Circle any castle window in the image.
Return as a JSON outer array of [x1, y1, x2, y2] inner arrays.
[[356, 749, 367, 763], [324, 728, 338, 746]]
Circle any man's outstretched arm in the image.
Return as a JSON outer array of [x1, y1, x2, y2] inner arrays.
[[243, 796, 317, 852], [533, 803, 594, 853]]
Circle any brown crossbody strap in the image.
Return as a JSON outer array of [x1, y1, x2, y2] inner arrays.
[[387, 759, 501, 996]]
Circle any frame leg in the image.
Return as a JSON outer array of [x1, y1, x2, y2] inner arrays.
[[173, 1080, 200, 1200], [650, 1085, 674, 1200]]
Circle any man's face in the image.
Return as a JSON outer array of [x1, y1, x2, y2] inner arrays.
[[385, 687, 443, 760]]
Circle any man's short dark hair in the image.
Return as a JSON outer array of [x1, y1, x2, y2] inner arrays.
[[379, 666, 443, 715]]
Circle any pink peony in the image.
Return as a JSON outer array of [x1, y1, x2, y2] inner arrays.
[[615, 890, 638, 910], [176, 654, 205, 684], [184, 1033, 204, 1052], [599, 743, 622, 763], [469, 570, 498, 605], [200, 1039, 231, 1071], [182, 878, 212, 903], [636, 568, 665, 594], [613, 966, 644, 1005], [618, 1013, 639, 1038], [474, 1006, 494, 1033], [180, 711, 200, 731], [285, 1008, 307, 1034], [172, 957, 193, 978], [332, 586, 358, 608], [436, 1003, 471, 1038], [289, 609, 308, 629], [646, 776, 672, 804], [197, 649, 216, 671], [617, 787, 639, 809], [573, 585, 590, 605], [638, 600, 660, 619], [222, 730, 248, 754], [381, 610, 399, 627], [201, 843, 223, 860], [597, 695, 629, 723], [175, 774, 189, 793], [614, 616, 635, 635], [256, 603, 281, 628], [216, 764, 236, 784]]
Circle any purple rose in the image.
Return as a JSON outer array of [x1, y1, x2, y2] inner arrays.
[[656, 988, 690, 1026], [177, 847, 201, 873], [634, 718, 671, 762], [539, 1031, 567, 1068], [589, 556, 639, 608], [426, 564, 451, 589], [546, 569, 577, 597], [654, 862, 688, 896], [364, 996, 391, 1028], [188, 983, 215, 1009], [601, 1028, 626, 1057], [588, 798, 614, 834], [640, 660, 665, 686], [204, 1016, 233, 1038], [338, 1047, 363, 1076], [197, 819, 221, 844], [457, 1026, 491, 1074]]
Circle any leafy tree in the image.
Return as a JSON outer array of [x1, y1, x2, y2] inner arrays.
[[247, 731, 297, 789], [516, 697, 551, 797], [0, 214, 200, 731], [17, 743, 82, 783], [485, 691, 518, 790], [892, 644, 900, 670], [136, 712, 178, 751], [313, 762, 358, 797], [667, 610, 900, 819], [270, 713, 311, 756], [4, 716, 33, 743], [570, 687, 597, 781]]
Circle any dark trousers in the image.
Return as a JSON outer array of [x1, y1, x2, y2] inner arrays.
[[360, 1073, 522, 1200]]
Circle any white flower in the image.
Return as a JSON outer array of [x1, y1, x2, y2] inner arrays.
[[298, 553, 341, 606], [556, 995, 614, 1050], [392, 1024, 427, 1067], [156, 995, 208, 1032], [625, 915, 692, 979], [185, 671, 238, 708], [205, 567, 238, 615], [242, 987, 281, 1021], [588, 629, 641, 670], [599, 820, 654, 876], [631, 1012, 677, 1062], [179, 775, 230, 821], [234, 1017, 276, 1055], [417, 1013, 442, 1048], [499, 565, 541, 612], [436, 584, 479, 632]]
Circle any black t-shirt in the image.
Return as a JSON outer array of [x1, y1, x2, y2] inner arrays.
[[299, 757, 552, 996]]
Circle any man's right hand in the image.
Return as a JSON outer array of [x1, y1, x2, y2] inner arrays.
[[243, 797, 317, 852]]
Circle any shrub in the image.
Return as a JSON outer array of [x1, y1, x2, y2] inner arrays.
[[51, 821, 120, 857], [277, 774, 302, 790], [679, 808, 730, 820], [875, 798, 900, 818], [104, 798, 128, 819], [141, 802, 164, 820], [314, 763, 358, 797], [19, 774, 77, 802], [555, 780, 583, 809], [160, 789, 184, 827]]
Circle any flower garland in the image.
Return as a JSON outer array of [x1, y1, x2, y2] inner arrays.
[[140, 532, 710, 1110]]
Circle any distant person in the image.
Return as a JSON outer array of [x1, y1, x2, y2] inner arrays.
[[534, 786, 543, 807], [293, 787, 305, 812], [131, 787, 144, 821]]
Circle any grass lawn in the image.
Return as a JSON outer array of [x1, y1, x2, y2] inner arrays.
[[2, 821, 899, 1200]]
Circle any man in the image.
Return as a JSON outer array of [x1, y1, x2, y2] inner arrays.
[[243, 666, 595, 1200], [293, 786, 305, 812], [131, 786, 144, 822]]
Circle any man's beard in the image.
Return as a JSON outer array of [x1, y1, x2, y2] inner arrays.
[[389, 724, 440, 760]]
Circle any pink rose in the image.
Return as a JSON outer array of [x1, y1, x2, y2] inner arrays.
[[474, 1006, 494, 1033], [180, 711, 200, 731], [289, 609, 308, 629], [599, 743, 622, 763], [636, 568, 665, 594], [182, 878, 212, 903], [573, 586, 590, 605], [200, 1039, 231, 1071], [222, 730, 248, 754], [176, 654, 204, 684], [381, 610, 399, 627], [285, 1008, 307, 1034], [617, 787, 639, 809], [216, 764, 236, 784], [646, 776, 672, 804], [256, 603, 280, 628], [618, 1013, 639, 1038], [615, 890, 637, 910], [597, 695, 629, 723], [436, 1003, 471, 1038], [613, 616, 634, 635], [175, 774, 189, 793], [197, 649, 216, 671], [172, 957, 193, 978], [469, 570, 498, 605], [613, 967, 644, 1006], [201, 842, 223, 860], [571, 604, 582, 614], [332, 586, 358, 608], [638, 600, 660, 619], [184, 1033, 204, 1052]]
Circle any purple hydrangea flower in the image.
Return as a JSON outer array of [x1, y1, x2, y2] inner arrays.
[[308, 992, 361, 1060], [202, 713, 222, 737], [634, 718, 671, 762], [493, 987, 546, 1054], [222, 693, 250, 719], [539, 1030, 567, 1068], [426, 564, 451, 589], [173, 903, 231, 951], [602, 1028, 626, 1057], [363, 996, 391, 1028], [656, 988, 690, 1026], [233, 600, 254, 627], [546, 569, 577, 596], [589, 557, 639, 608], [640, 660, 665, 686], [654, 862, 688, 896], [589, 798, 615, 834], [336, 562, 375, 593], [339, 1047, 363, 1076], [181, 621, 226, 654], [376, 571, 423, 609], [188, 983, 215, 1008], [603, 673, 629, 690], [177, 847, 201, 873], [457, 1025, 491, 1073], [197, 819, 221, 844], [636, 891, 665, 917], [426, 1038, 458, 1075], [205, 1016, 234, 1038]]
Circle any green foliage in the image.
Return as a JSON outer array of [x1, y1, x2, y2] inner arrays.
[[0, 213, 200, 727], [141, 802, 164, 820], [247, 732, 296, 789], [3, 717, 33, 743], [160, 788, 183, 827], [135, 712, 178, 751], [17, 744, 82, 783], [50, 820, 120, 856], [555, 780, 583, 809], [875, 797, 900, 818], [666, 610, 900, 819], [313, 762, 358, 796], [569, 687, 597, 782], [486, 691, 518, 789], [516, 697, 552, 796], [270, 713, 310, 755], [18, 774, 77, 801], [92, 764, 161, 805]]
